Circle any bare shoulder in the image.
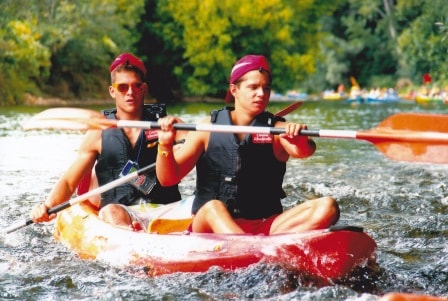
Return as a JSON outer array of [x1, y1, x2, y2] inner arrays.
[[79, 129, 102, 154]]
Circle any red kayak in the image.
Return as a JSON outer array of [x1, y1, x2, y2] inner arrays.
[[53, 198, 377, 282]]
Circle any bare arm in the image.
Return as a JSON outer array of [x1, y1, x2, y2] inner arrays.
[[172, 116, 188, 143], [156, 116, 208, 186], [30, 130, 101, 222], [274, 120, 316, 160]]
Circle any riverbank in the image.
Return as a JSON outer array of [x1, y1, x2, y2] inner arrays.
[[23, 94, 115, 106], [22, 93, 222, 106]]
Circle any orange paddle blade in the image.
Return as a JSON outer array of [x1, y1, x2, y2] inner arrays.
[[366, 131, 448, 164], [378, 112, 448, 133], [362, 113, 448, 164]]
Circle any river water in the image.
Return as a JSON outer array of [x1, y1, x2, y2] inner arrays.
[[0, 100, 447, 300]]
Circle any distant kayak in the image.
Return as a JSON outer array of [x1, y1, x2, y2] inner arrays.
[[415, 94, 448, 104], [54, 197, 377, 282]]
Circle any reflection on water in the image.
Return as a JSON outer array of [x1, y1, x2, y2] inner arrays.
[[1, 101, 448, 300]]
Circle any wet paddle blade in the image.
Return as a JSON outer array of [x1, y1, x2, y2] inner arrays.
[[366, 113, 448, 163], [374, 139, 448, 164], [23, 108, 118, 130], [378, 112, 448, 133]]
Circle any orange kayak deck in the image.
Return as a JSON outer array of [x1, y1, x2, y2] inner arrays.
[[54, 201, 377, 281]]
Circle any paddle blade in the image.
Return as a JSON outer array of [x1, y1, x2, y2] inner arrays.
[[367, 113, 448, 163], [374, 140, 448, 164], [378, 112, 448, 133], [23, 108, 118, 131]]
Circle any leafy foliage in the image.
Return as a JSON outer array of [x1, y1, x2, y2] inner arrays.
[[397, 0, 448, 84], [0, 0, 144, 105], [1, 0, 447, 106], [155, 0, 333, 97]]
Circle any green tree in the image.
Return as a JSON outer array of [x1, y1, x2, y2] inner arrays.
[[318, 0, 448, 91], [154, 0, 335, 98], [397, 0, 448, 85], [2, 0, 447, 105], [0, 1, 50, 105], [319, 0, 401, 90], [0, 0, 145, 106], [136, 0, 184, 102], [36, 0, 146, 99]]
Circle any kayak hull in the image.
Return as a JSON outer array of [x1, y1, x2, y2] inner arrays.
[[54, 202, 377, 281]]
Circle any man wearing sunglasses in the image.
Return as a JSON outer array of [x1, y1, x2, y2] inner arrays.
[[30, 53, 184, 231]]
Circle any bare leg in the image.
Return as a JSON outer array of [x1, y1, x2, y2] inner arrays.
[[192, 200, 245, 234], [270, 196, 339, 234]]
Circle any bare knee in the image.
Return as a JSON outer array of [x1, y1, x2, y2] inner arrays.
[[318, 196, 340, 225], [192, 199, 242, 234], [100, 203, 121, 215], [197, 199, 227, 217], [193, 200, 223, 233], [99, 204, 131, 226]]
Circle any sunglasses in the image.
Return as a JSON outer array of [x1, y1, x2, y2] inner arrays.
[[112, 82, 145, 93]]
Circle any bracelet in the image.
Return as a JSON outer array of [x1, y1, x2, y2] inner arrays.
[[158, 142, 173, 147], [158, 143, 173, 157]]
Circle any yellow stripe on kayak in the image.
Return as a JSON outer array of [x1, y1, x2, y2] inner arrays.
[[147, 218, 192, 234]]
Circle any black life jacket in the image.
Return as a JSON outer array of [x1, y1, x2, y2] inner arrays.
[[193, 107, 286, 219], [95, 104, 181, 207]]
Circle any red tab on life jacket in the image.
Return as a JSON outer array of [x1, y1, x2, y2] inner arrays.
[[252, 133, 273, 144], [145, 129, 158, 141]]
